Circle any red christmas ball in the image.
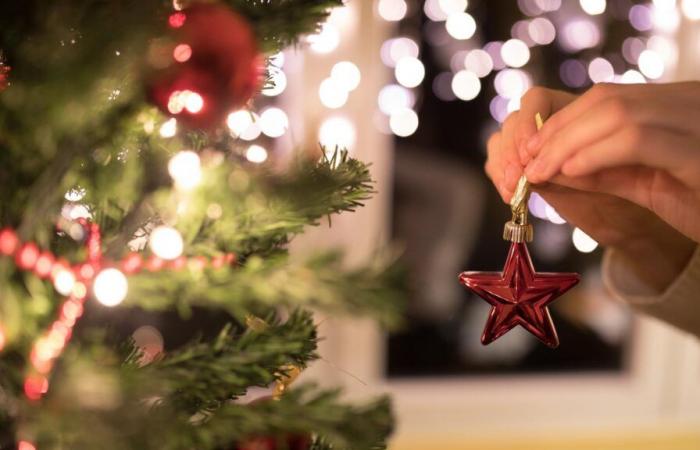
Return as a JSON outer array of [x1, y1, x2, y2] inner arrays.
[[148, 3, 263, 129], [236, 434, 311, 450]]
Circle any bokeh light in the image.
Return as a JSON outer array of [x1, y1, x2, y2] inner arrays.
[[464, 49, 494, 78], [395, 56, 426, 88], [638, 49, 665, 79], [319, 117, 357, 150], [308, 23, 340, 53], [319, 77, 349, 108], [378, 84, 416, 114], [380, 37, 420, 67], [484, 41, 506, 70], [433, 72, 458, 101], [331, 61, 362, 91], [389, 108, 419, 137], [528, 17, 556, 45], [494, 69, 531, 99], [93, 268, 128, 307], [501, 39, 531, 68], [377, 0, 408, 21], [580, 0, 606, 15], [559, 19, 601, 52], [149, 226, 184, 260], [159, 118, 177, 138], [588, 57, 614, 83], [245, 145, 268, 164], [622, 37, 646, 64], [620, 69, 646, 84], [445, 12, 477, 40], [452, 70, 481, 101], [629, 4, 653, 31], [682, 0, 700, 20], [168, 151, 202, 191], [572, 227, 599, 253], [259, 107, 289, 138]]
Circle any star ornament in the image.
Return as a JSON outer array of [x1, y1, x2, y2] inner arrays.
[[459, 242, 579, 348]]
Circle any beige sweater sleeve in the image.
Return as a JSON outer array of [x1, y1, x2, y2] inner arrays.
[[602, 246, 700, 337]]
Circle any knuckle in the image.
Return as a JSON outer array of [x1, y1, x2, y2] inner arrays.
[[588, 83, 616, 101], [604, 96, 633, 123]]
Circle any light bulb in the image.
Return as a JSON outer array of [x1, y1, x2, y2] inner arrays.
[[160, 118, 177, 138], [93, 268, 128, 307], [149, 226, 183, 260], [168, 151, 201, 191], [259, 107, 289, 138]]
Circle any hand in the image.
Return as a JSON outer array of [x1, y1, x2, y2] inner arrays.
[[523, 82, 700, 243], [485, 86, 697, 293]]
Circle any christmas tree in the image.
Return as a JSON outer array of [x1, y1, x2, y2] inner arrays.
[[0, 1, 404, 449]]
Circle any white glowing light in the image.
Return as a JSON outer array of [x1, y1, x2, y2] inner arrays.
[[560, 19, 600, 52], [227, 110, 254, 136], [620, 70, 646, 84], [160, 118, 177, 138], [380, 37, 420, 67], [494, 69, 531, 99], [580, 0, 606, 15], [647, 35, 678, 67], [501, 39, 530, 68], [377, 0, 408, 21], [65, 187, 86, 202], [389, 108, 419, 137], [168, 151, 201, 191], [245, 145, 268, 164], [184, 92, 203, 113], [53, 269, 76, 296], [93, 268, 128, 307], [638, 50, 665, 79], [445, 12, 477, 40], [682, 0, 700, 20], [528, 17, 556, 45], [149, 226, 183, 260], [395, 57, 425, 88], [588, 57, 614, 83], [545, 203, 567, 224], [451, 70, 481, 101], [652, 4, 680, 32], [319, 117, 356, 150], [464, 49, 493, 78], [331, 61, 361, 91], [572, 227, 598, 253], [536, 0, 562, 12], [308, 23, 340, 54], [378, 84, 415, 115], [424, 0, 449, 21], [259, 107, 289, 138], [439, 0, 468, 14], [319, 78, 349, 109], [263, 69, 287, 97]]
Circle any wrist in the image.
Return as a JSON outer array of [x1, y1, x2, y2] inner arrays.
[[612, 233, 696, 294]]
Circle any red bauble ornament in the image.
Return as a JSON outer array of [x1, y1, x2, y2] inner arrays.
[[148, 3, 263, 129], [459, 242, 579, 348], [0, 228, 19, 255], [16, 243, 40, 271], [236, 434, 311, 450]]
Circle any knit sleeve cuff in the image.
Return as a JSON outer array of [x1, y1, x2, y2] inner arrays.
[[602, 245, 700, 336]]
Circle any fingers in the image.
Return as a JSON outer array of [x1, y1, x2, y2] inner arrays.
[[515, 87, 577, 165], [485, 131, 508, 202], [499, 111, 521, 200], [560, 126, 700, 185], [524, 96, 639, 183]]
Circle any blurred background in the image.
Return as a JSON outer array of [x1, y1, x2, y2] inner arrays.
[[115, 0, 700, 448]]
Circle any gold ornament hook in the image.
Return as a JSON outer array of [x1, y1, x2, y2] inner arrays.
[[503, 113, 543, 243]]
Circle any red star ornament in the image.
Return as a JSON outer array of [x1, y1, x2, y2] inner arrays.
[[459, 242, 579, 348]]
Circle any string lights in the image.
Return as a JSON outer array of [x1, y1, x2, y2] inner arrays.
[[0, 220, 236, 402]]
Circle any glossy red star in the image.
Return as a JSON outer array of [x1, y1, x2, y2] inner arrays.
[[459, 242, 579, 348]]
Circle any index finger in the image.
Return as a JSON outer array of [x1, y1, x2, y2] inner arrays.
[[515, 87, 577, 165]]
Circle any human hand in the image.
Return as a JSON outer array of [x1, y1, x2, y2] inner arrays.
[[523, 82, 700, 244], [485, 85, 697, 292]]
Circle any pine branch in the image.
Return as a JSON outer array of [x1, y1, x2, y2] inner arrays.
[[126, 250, 405, 327], [225, 0, 343, 52], [135, 310, 318, 414], [171, 384, 393, 450]]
